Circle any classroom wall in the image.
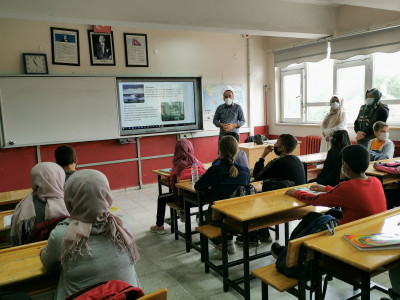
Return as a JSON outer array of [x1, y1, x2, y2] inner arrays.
[[0, 18, 268, 192]]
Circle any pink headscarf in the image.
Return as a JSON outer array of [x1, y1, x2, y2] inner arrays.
[[172, 139, 197, 176], [61, 169, 139, 265], [10, 162, 69, 246]]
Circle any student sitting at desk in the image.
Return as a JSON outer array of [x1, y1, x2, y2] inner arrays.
[[285, 144, 386, 224], [195, 135, 250, 259], [253, 134, 305, 185], [150, 139, 205, 235], [367, 121, 394, 161], [212, 131, 249, 168], [40, 170, 140, 300], [271, 144, 387, 258], [55, 144, 77, 181], [311, 130, 350, 187], [9, 162, 70, 246]]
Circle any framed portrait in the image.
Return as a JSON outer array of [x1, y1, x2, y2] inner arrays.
[[88, 31, 115, 66], [51, 27, 80, 66], [124, 33, 149, 67]]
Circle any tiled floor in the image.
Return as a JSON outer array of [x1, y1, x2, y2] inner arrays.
[[110, 184, 392, 300]]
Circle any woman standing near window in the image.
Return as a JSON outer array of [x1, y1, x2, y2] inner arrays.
[[320, 95, 347, 152], [354, 88, 389, 147]]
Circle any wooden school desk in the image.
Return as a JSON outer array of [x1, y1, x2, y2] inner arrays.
[[298, 152, 327, 181], [365, 157, 400, 185], [0, 210, 13, 248], [0, 240, 59, 295], [212, 184, 328, 300], [175, 180, 263, 253], [305, 208, 400, 300], [0, 188, 32, 211], [239, 141, 301, 169]]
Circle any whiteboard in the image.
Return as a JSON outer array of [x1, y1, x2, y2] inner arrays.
[[0, 76, 120, 148]]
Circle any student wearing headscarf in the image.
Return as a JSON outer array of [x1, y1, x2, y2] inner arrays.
[[40, 169, 140, 300], [354, 88, 389, 147], [320, 95, 347, 152], [150, 139, 206, 234], [9, 162, 69, 246]]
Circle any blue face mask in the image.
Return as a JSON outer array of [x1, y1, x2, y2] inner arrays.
[[341, 164, 348, 178]]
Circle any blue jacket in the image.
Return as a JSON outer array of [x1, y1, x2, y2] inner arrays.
[[194, 158, 250, 205]]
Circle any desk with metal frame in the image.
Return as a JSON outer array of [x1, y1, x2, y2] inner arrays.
[[305, 208, 400, 300], [298, 152, 327, 182], [212, 183, 325, 300]]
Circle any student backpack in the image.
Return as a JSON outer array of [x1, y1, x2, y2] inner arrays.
[[262, 178, 295, 192], [275, 212, 338, 278], [64, 280, 144, 300]]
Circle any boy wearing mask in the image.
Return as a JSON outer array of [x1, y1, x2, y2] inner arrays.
[[367, 121, 394, 161]]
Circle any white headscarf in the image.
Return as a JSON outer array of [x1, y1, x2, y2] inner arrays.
[[61, 169, 139, 265], [10, 162, 68, 246]]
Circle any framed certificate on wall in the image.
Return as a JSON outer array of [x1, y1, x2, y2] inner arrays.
[[124, 33, 149, 67]]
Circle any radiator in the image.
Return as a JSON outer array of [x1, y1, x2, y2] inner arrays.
[[305, 136, 322, 154]]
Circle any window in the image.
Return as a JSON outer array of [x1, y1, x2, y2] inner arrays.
[[373, 52, 400, 124], [279, 51, 400, 125]]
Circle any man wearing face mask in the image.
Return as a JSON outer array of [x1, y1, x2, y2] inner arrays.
[[213, 90, 245, 142], [367, 121, 394, 161], [354, 88, 389, 147], [253, 134, 305, 185]]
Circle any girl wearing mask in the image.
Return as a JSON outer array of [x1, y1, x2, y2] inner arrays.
[[320, 95, 347, 152], [354, 88, 389, 147], [367, 121, 394, 161]]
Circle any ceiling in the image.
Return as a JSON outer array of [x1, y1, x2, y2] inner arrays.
[[0, 0, 399, 39]]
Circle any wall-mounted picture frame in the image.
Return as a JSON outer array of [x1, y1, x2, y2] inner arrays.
[[124, 33, 149, 67], [88, 31, 115, 66], [51, 27, 80, 66]]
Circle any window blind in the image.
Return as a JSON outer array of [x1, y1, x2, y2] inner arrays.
[[273, 41, 327, 67], [330, 26, 400, 60]]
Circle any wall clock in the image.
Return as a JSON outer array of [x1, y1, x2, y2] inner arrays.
[[23, 53, 49, 74]]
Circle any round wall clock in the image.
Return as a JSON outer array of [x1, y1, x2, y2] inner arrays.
[[23, 53, 49, 74]]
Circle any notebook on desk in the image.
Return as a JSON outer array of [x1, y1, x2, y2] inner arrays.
[[3, 215, 12, 227], [159, 168, 172, 173], [344, 233, 400, 251]]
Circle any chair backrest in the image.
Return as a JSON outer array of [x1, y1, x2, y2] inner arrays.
[[139, 288, 167, 300]]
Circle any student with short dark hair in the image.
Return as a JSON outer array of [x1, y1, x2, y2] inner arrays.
[[286, 144, 386, 225], [55, 145, 77, 181], [253, 134, 305, 185], [367, 121, 394, 161], [271, 144, 387, 259]]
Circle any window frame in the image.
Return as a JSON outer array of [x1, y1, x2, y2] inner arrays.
[[280, 64, 304, 123]]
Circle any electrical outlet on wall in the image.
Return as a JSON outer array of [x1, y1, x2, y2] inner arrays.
[[180, 133, 193, 139]]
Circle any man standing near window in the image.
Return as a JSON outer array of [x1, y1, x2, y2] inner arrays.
[[213, 89, 246, 142]]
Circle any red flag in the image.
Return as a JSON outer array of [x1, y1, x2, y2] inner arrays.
[[93, 25, 111, 33], [132, 39, 141, 46]]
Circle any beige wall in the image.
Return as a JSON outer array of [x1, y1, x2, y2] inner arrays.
[[0, 18, 268, 133]]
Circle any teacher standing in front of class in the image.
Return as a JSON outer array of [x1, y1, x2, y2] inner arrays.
[[213, 89, 246, 143]]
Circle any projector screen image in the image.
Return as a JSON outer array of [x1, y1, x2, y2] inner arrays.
[[117, 77, 203, 136]]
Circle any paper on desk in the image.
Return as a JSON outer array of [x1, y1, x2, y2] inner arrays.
[[295, 186, 324, 195], [4, 215, 12, 227]]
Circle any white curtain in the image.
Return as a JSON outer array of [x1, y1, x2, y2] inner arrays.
[[330, 26, 400, 60], [273, 41, 328, 67]]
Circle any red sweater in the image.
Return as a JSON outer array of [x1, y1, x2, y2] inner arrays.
[[294, 176, 386, 224], [170, 161, 206, 190]]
